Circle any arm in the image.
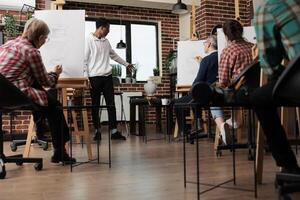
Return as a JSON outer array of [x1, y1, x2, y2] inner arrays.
[[109, 43, 133, 73], [28, 49, 58, 88], [109, 45, 129, 67], [218, 50, 232, 88], [83, 37, 91, 77], [193, 58, 208, 85], [254, 4, 284, 75]]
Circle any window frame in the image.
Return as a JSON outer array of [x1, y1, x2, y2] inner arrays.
[[85, 17, 159, 82]]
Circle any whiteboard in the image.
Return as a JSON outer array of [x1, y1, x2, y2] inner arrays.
[[177, 40, 207, 85], [35, 10, 85, 78], [217, 26, 257, 61]]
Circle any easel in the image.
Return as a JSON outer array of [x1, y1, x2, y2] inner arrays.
[[57, 78, 93, 160], [51, 0, 65, 10]]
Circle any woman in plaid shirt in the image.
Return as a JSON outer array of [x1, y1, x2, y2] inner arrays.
[[216, 20, 254, 144], [0, 18, 76, 164]]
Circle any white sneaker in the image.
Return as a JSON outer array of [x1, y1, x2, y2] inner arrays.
[[226, 118, 238, 129], [219, 122, 231, 145]]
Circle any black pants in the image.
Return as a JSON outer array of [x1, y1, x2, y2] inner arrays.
[[89, 75, 117, 130], [34, 90, 69, 152], [174, 93, 201, 134], [250, 80, 298, 169]]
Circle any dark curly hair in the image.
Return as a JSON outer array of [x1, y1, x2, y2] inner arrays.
[[223, 19, 244, 41]]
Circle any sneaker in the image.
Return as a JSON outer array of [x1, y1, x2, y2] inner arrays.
[[93, 130, 101, 141], [226, 118, 238, 129], [51, 151, 76, 164], [220, 122, 231, 145], [111, 131, 126, 140]]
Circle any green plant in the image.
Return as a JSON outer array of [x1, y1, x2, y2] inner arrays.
[[164, 49, 176, 69], [132, 63, 138, 79], [153, 66, 160, 76], [111, 64, 122, 77], [3, 14, 19, 37]]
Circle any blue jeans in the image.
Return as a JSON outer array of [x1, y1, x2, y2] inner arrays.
[[210, 107, 223, 119]]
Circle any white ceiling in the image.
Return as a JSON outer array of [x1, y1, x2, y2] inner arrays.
[[66, 0, 200, 10]]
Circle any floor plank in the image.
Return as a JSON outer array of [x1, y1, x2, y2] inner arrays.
[[1, 125, 299, 200]]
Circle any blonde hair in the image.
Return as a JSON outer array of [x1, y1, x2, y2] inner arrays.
[[22, 18, 50, 44]]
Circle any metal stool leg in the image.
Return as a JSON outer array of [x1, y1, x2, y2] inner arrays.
[[119, 95, 129, 137]]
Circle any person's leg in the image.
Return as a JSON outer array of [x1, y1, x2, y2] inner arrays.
[[211, 108, 224, 128], [32, 111, 49, 139], [102, 75, 125, 140], [36, 91, 75, 163], [174, 94, 193, 139], [250, 81, 299, 171], [211, 107, 230, 145], [89, 77, 103, 140]]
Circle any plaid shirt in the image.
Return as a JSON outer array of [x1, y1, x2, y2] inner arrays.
[[218, 40, 254, 88], [0, 37, 58, 106], [254, 0, 300, 75]]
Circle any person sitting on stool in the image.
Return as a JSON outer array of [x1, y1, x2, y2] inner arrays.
[[251, 0, 300, 174], [174, 35, 221, 142], [0, 18, 76, 164]]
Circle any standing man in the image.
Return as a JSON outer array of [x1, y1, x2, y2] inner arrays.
[[251, 0, 300, 174], [84, 18, 134, 141]]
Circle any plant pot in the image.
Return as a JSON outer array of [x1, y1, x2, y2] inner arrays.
[[144, 79, 157, 96], [132, 78, 136, 84], [125, 77, 131, 83]]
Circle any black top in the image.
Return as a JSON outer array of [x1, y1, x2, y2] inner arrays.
[[193, 51, 218, 85]]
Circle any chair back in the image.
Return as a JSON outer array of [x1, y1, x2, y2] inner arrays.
[[230, 61, 261, 91], [273, 52, 300, 105], [0, 74, 34, 110]]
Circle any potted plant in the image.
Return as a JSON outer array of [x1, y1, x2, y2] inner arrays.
[[131, 64, 138, 84], [111, 64, 122, 77], [3, 13, 19, 40], [153, 66, 160, 76], [164, 49, 177, 73]]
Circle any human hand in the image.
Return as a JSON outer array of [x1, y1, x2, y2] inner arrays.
[[54, 65, 62, 75], [127, 64, 134, 73], [252, 45, 258, 61], [195, 56, 202, 63]]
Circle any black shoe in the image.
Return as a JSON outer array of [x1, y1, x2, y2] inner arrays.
[[51, 151, 76, 164], [111, 131, 126, 140], [281, 166, 300, 175], [93, 130, 101, 141]]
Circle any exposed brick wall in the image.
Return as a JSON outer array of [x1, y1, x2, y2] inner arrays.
[[196, 0, 252, 39]]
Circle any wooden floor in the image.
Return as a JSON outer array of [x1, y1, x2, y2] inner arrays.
[[1, 125, 300, 200]]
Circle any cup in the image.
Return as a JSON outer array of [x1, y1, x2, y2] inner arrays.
[[161, 98, 170, 105]]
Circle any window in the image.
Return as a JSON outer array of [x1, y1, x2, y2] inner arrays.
[[131, 24, 157, 81], [85, 19, 158, 81]]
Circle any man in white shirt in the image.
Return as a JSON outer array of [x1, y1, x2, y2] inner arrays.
[[84, 18, 133, 140]]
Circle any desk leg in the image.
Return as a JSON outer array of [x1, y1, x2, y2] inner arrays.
[[256, 122, 264, 184], [138, 105, 146, 137], [167, 105, 173, 142], [156, 106, 162, 133], [130, 103, 136, 135]]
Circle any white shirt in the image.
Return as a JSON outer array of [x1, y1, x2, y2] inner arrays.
[[84, 33, 129, 77]]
